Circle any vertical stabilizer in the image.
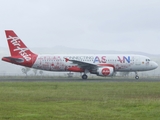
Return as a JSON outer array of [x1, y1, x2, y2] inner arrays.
[[2, 30, 37, 67], [5, 30, 36, 61]]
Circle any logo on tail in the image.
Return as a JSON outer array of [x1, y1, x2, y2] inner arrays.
[[6, 30, 35, 61], [7, 35, 31, 61], [2, 30, 38, 67]]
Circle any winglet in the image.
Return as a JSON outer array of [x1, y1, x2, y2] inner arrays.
[[65, 58, 69, 62]]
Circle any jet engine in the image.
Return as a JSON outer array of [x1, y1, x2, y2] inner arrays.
[[96, 67, 114, 77]]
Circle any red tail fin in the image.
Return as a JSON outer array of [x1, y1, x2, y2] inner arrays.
[[5, 30, 36, 61], [2, 30, 38, 67]]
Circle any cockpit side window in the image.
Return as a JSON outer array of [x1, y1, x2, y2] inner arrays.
[[146, 59, 150, 61]]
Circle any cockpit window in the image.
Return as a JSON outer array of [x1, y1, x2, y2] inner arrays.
[[146, 59, 150, 61]]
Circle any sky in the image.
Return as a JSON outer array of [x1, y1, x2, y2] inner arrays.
[[0, 0, 160, 54]]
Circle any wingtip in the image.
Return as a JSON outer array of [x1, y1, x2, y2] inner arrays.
[[5, 30, 14, 32], [65, 58, 69, 62]]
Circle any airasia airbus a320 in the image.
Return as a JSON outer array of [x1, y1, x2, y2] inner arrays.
[[2, 30, 158, 79]]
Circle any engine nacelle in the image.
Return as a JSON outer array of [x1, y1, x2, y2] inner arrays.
[[96, 67, 114, 77]]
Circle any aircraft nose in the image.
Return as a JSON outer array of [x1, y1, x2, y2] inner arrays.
[[151, 61, 158, 69], [152, 62, 158, 69], [148, 61, 158, 70]]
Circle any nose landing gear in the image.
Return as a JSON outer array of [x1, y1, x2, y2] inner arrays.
[[135, 72, 139, 79], [135, 75, 139, 79]]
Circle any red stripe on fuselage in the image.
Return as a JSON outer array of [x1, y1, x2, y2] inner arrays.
[[67, 66, 84, 72]]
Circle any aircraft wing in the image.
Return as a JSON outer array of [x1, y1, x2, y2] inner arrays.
[[65, 58, 97, 70]]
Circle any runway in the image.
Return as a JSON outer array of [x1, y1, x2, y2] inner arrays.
[[0, 77, 160, 82]]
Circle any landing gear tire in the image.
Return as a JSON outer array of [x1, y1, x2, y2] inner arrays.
[[135, 75, 139, 79], [135, 71, 139, 80], [82, 74, 88, 80]]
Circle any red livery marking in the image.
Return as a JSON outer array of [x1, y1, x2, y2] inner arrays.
[[67, 66, 84, 72], [101, 68, 110, 76], [3, 30, 38, 67], [65, 58, 69, 62]]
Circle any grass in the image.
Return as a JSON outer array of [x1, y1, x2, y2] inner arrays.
[[0, 82, 160, 120]]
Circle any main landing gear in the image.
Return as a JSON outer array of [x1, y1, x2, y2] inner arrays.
[[81, 69, 89, 80], [135, 71, 139, 79], [82, 74, 88, 79]]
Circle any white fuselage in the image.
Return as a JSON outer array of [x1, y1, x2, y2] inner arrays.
[[3, 30, 158, 79], [32, 54, 158, 72]]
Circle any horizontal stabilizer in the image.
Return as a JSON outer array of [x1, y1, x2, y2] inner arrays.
[[2, 57, 24, 63]]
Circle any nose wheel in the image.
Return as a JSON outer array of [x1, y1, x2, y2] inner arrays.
[[82, 74, 88, 79], [135, 71, 139, 79], [135, 75, 139, 79]]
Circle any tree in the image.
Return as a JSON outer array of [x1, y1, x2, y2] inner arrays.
[[21, 67, 31, 76], [39, 70, 43, 75], [119, 72, 130, 77], [33, 69, 38, 76], [67, 72, 74, 77]]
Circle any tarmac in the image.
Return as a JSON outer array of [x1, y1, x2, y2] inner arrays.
[[0, 77, 160, 82]]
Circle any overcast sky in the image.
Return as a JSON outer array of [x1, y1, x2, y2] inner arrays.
[[0, 0, 160, 54]]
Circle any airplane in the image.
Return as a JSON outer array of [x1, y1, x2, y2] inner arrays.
[[1, 30, 158, 79]]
